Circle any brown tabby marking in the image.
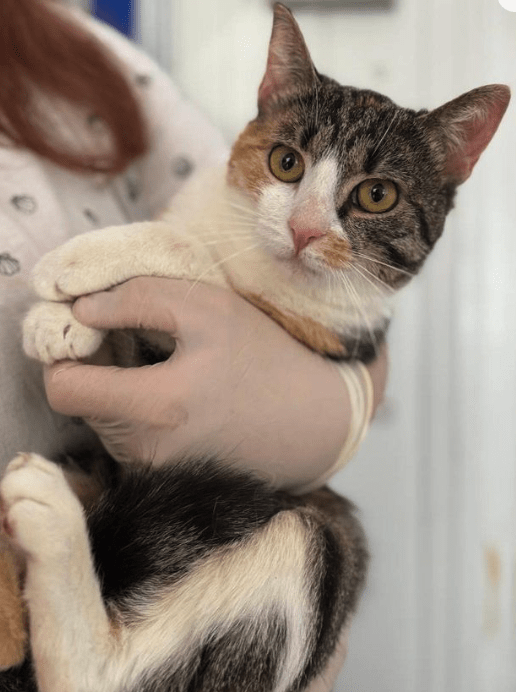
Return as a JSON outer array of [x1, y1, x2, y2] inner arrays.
[[240, 290, 347, 356], [354, 92, 388, 109]]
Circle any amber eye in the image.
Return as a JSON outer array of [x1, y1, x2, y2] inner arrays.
[[354, 179, 398, 213], [269, 146, 305, 183]]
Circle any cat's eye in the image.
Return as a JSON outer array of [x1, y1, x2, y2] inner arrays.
[[269, 146, 305, 183], [354, 179, 398, 213]]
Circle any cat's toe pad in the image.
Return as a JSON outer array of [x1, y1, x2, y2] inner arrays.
[[23, 301, 105, 364], [0, 454, 84, 560]]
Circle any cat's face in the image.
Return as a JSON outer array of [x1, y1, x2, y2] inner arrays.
[[227, 3, 509, 293]]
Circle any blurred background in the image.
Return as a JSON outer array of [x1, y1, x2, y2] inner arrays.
[[83, 1, 515, 690]]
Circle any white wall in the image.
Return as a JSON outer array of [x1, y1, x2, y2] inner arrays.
[[140, 1, 516, 689]]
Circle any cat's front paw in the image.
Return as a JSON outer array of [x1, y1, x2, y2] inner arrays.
[[0, 454, 85, 562], [32, 232, 108, 301], [23, 301, 105, 364]]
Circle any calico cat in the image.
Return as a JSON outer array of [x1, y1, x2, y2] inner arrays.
[[0, 452, 367, 692], [0, 3, 510, 690], [21, 10, 509, 365]]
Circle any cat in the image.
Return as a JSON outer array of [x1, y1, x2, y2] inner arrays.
[[0, 2, 510, 690], [0, 452, 367, 692]]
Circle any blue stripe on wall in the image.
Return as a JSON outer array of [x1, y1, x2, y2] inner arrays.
[[92, 0, 134, 37]]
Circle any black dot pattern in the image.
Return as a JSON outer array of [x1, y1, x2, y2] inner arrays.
[[135, 74, 152, 87], [172, 157, 194, 178], [126, 177, 140, 202], [0, 253, 21, 276], [84, 209, 100, 225], [11, 195, 37, 214]]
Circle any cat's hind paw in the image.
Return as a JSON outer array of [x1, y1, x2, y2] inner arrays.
[[0, 454, 85, 562], [23, 301, 105, 364]]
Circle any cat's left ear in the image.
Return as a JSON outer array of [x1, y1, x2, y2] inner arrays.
[[258, 3, 318, 114], [425, 85, 510, 184]]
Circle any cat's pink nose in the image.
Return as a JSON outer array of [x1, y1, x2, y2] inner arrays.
[[289, 221, 326, 255]]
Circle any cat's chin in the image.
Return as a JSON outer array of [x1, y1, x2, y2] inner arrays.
[[275, 251, 336, 283]]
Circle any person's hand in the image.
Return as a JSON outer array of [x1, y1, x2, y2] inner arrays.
[[44, 277, 388, 490]]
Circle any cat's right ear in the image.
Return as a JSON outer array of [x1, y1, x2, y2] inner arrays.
[[425, 84, 510, 184], [258, 3, 318, 114]]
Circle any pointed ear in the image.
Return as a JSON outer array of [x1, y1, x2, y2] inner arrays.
[[258, 3, 318, 114], [425, 85, 510, 184]]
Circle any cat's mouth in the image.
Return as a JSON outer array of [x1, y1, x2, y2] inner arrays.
[[274, 246, 349, 281], [288, 237, 353, 276]]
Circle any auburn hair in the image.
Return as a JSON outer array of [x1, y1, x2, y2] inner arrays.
[[0, 0, 149, 174]]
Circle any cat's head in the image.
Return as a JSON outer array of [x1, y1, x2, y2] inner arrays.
[[228, 3, 510, 291]]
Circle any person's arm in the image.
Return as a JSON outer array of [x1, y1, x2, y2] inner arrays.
[[43, 277, 388, 491]]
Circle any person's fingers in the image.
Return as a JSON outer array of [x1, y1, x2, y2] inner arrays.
[[43, 360, 186, 426], [72, 277, 236, 335]]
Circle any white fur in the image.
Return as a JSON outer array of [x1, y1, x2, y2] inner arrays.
[[25, 164, 392, 363], [0, 454, 317, 692], [23, 301, 104, 364], [1, 454, 113, 692]]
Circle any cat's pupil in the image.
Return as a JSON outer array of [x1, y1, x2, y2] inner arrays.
[[281, 153, 296, 171], [370, 184, 386, 203]]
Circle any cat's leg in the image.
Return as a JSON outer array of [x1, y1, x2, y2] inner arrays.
[[0, 454, 116, 692], [32, 221, 220, 302], [23, 301, 105, 364], [25, 221, 224, 364]]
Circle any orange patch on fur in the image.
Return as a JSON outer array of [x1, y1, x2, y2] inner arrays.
[[316, 235, 352, 268], [227, 119, 272, 199], [0, 539, 27, 670], [355, 92, 386, 109], [240, 291, 346, 357]]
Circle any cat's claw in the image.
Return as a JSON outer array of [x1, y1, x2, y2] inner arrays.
[[0, 453, 85, 561], [23, 301, 105, 364]]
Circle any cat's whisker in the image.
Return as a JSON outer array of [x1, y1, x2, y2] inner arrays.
[[200, 237, 256, 248], [227, 202, 258, 219], [342, 272, 378, 357], [369, 109, 399, 159], [197, 230, 255, 238], [352, 260, 393, 287], [179, 242, 262, 316], [218, 223, 257, 232], [353, 251, 415, 278], [195, 229, 256, 241], [223, 216, 256, 228], [341, 274, 364, 359], [225, 204, 256, 217], [351, 263, 395, 296], [227, 201, 255, 215], [196, 230, 255, 239]]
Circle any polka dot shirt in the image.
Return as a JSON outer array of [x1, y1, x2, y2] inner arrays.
[[0, 7, 228, 300]]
